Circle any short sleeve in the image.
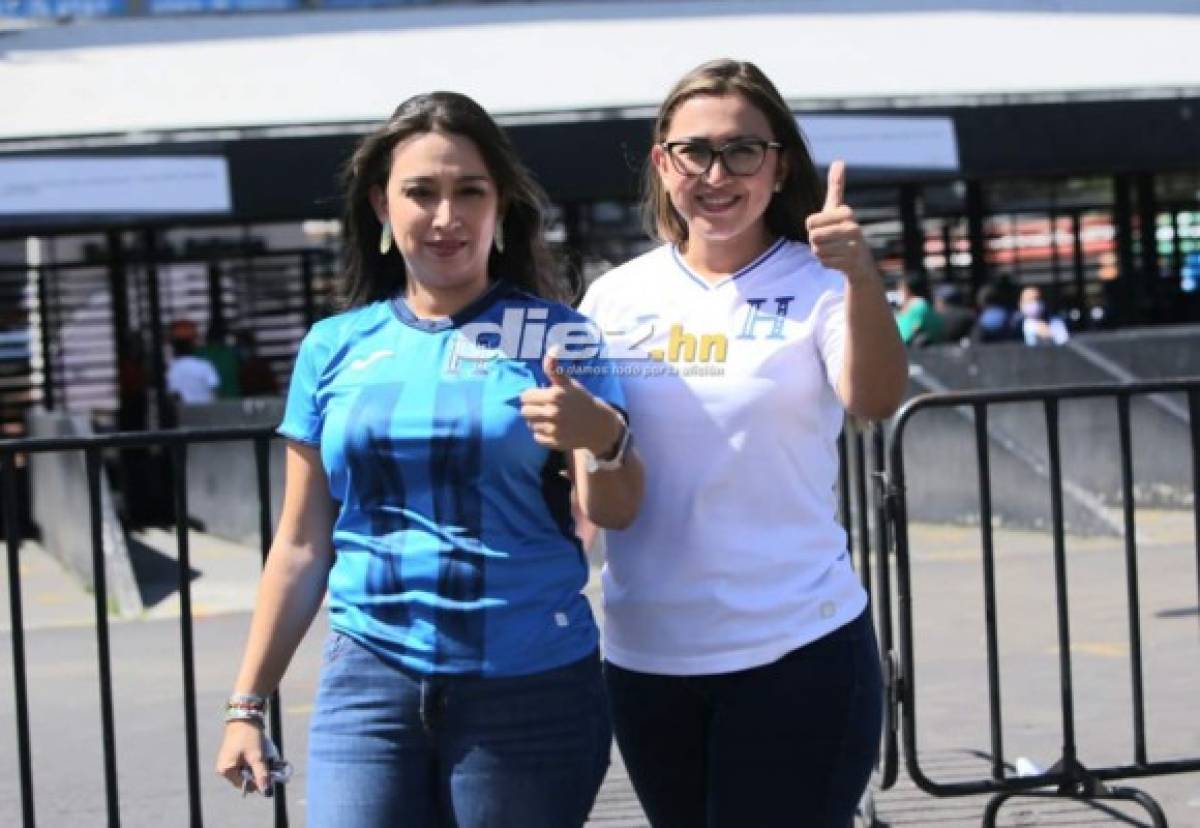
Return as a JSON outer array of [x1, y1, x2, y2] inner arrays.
[[277, 330, 324, 445], [553, 302, 626, 415], [814, 281, 847, 394], [575, 344, 626, 414]]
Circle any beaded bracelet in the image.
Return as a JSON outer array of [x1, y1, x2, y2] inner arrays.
[[228, 692, 267, 708], [227, 701, 265, 712], [225, 692, 268, 725], [225, 707, 267, 725]]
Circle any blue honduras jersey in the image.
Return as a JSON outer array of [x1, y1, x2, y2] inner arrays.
[[278, 282, 624, 677]]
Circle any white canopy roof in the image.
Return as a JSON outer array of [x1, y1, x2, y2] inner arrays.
[[3, 0, 1200, 145]]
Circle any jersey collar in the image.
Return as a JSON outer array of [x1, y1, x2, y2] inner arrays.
[[670, 237, 788, 291], [390, 280, 513, 333]]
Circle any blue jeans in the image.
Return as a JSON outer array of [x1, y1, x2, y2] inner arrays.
[[604, 609, 883, 828], [306, 632, 611, 828]]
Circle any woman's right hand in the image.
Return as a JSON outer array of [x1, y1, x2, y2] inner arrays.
[[520, 348, 624, 455], [215, 720, 273, 795]]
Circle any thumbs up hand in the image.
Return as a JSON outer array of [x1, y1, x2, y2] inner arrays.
[[805, 160, 876, 284], [542, 347, 573, 390], [520, 346, 624, 453]]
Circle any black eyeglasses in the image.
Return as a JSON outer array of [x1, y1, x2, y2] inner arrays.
[[660, 138, 784, 178]]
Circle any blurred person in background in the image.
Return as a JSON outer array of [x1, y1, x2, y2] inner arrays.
[[165, 319, 219, 406], [234, 329, 279, 397], [196, 321, 241, 398], [973, 282, 1018, 343], [1018, 285, 1070, 346], [894, 272, 944, 347], [933, 283, 975, 344], [117, 331, 150, 431]]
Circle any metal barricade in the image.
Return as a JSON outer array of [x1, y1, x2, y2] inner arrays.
[[1, 426, 288, 828], [7, 378, 1198, 826], [884, 378, 1200, 826], [839, 419, 901, 816]]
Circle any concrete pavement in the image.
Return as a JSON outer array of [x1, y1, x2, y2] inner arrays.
[[2, 513, 1199, 826]]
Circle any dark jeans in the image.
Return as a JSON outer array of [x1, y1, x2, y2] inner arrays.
[[307, 632, 611, 828], [604, 609, 883, 828]]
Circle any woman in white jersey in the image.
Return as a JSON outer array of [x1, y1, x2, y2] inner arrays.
[[579, 59, 907, 827]]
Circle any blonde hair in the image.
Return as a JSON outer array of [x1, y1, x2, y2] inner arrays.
[[643, 59, 824, 245]]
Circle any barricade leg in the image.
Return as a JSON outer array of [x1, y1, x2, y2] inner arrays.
[[981, 768, 1170, 828]]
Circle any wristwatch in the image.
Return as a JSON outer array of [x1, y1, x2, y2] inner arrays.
[[582, 415, 631, 474]]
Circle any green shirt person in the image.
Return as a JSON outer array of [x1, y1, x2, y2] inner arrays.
[[894, 274, 944, 346], [196, 329, 241, 398]]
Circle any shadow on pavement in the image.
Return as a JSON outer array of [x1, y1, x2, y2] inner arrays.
[[127, 535, 200, 609]]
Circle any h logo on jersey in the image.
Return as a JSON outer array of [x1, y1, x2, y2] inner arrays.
[[737, 297, 794, 341]]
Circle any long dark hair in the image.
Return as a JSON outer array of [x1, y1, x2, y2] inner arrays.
[[339, 92, 566, 307], [644, 59, 824, 246]]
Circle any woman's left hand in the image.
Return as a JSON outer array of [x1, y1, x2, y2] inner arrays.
[[805, 160, 877, 285], [519, 349, 622, 453]]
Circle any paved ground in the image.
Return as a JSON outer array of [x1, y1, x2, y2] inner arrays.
[[2, 512, 1199, 826], [862, 508, 1200, 827]]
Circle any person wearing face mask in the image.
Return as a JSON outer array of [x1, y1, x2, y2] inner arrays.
[[579, 59, 907, 827], [1018, 285, 1070, 346], [214, 92, 643, 828]]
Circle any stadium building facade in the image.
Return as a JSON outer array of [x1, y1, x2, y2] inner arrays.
[[1, 0, 1199, 432]]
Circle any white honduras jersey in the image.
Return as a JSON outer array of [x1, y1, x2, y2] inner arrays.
[[579, 239, 866, 675]]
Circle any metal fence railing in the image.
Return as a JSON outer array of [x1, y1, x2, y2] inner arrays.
[[5, 378, 1199, 826], [885, 378, 1200, 827], [839, 419, 901, 812], [2, 426, 288, 828]]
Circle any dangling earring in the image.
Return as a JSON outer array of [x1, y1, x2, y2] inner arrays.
[[773, 181, 783, 193], [379, 220, 393, 255], [493, 219, 505, 254]]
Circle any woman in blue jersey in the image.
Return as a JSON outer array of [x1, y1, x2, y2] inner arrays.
[[215, 91, 643, 828], [579, 60, 907, 827]]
